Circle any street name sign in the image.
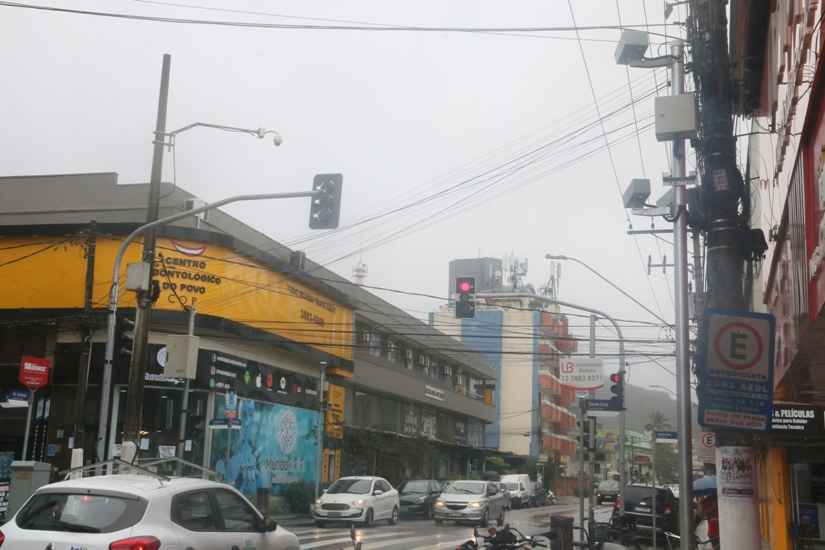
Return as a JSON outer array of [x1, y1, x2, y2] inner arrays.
[[584, 398, 622, 412], [654, 431, 678, 441], [698, 310, 775, 431], [559, 358, 604, 391]]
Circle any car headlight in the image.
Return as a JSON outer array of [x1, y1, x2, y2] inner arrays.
[[352, 499, 366, 508], [435, 499, 445, 508], [468, 501, 483, 509], [315, 499, 323, 506]]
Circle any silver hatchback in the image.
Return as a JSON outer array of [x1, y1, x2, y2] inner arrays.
[[432, 480, 506, 526]]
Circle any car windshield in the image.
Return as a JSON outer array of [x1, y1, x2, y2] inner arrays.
[[327, 478, 372, 495], [443, 481, 485, 495], [400, 480, 430, 493], [16, 492, 147, 533], [598, 481, 619, 491]]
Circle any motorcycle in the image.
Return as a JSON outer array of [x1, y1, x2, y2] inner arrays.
[[456, 525, 554, 549]]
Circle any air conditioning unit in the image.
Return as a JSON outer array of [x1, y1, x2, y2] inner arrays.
[[184, 198, 208, 228]]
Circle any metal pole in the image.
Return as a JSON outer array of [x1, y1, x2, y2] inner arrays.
[[578, 399, 585, 543], [691, 231, 704, 321], [652, 433, 657, 549], [96, 189, 316, 463], [123, 53, 172, 448], [315, 364, 326, 500], [671, 41, 694, 550], [177, 306, 196, 475], [588, 416, 595, 535], [477, 292, 627, 504], [21, 389, 35, 461]]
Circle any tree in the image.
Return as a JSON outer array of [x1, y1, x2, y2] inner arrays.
[[645, 410, 678, 484]]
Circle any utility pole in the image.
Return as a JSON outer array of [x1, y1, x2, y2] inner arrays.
[[123, 53, 171, 446], [587, 314, 596, 533], [671, 41, 695, 550], [177, 306, 196, 475], [577, 398, 586, 544]]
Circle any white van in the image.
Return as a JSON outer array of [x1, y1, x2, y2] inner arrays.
[[500, 474, 534, 509]]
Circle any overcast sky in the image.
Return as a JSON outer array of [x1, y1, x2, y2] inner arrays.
[[0, 0, 693, 397]]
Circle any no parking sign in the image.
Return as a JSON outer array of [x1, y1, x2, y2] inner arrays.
[[698, 310, 775, 431]]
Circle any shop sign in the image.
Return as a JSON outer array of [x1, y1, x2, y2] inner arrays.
[[770, 403, 825, 435], [425, 385, 445, 401], [633, 455, 651, 465], [698, 310, 775, 431], [325, 384, 345, 439], [19, 356, 51, 390], [209, 418, 242, 429], [559, 358, 603, 390], [717, 446, 755, 499]]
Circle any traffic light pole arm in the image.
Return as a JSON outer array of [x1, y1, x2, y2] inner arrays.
[[96, 190, 317, 463], [475, 292, 626, 501]]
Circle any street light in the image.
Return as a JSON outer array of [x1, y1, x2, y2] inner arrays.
[[163, 122, 284, 148], [95, 189, 321, 464]]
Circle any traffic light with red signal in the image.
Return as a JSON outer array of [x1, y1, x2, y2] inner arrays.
[[455, 277, 476, 318], [609, 371, 625, 410]]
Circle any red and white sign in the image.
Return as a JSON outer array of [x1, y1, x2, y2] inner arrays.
[[706, 315, 771, 379], [701, 432, 716, 449], [18, 356, 51, 390], [559, 358, 603, 391]]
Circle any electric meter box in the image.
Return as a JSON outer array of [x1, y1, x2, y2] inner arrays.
[[655, 94, 698, 141], [8, 461, 52, 517]]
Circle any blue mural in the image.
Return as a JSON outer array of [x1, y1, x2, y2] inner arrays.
[[211, 395, 319, 496]]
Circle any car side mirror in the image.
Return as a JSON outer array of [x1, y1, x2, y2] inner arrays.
[[259, 516, 278, 532], [373, 489, 384, 496]]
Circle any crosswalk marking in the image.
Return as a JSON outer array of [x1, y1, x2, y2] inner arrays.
[[407, 537, 473, 550], [300, 530, 414, 549]]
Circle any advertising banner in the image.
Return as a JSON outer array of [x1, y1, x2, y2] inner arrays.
[[325, 383, 345, 439], [559, 358, 604, 390], [211, 395, 319, 496], [717, 446, 755, 499]]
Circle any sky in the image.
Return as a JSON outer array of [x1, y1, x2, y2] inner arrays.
[[0, 0, 693, 396]]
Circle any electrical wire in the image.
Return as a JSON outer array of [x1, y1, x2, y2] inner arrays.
[[0, 1, 682, 39]]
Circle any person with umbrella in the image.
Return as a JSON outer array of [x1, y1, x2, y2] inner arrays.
[[694, 476, 719, 550]]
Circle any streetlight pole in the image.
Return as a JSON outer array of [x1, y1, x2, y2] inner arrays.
[[95, 190, 317, 463], [476, 292, 626, 504]]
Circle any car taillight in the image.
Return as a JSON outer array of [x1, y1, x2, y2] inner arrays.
[[664, 505, 673, 514], [110, 536, 161, 550], [0, 529, 5, 547], [614, 496, 623, 512]]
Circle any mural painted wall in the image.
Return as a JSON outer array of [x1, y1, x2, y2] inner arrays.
[[211, 394, 319, 496]]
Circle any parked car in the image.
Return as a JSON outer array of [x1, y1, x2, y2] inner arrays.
[[500, 474, 534, 508], [312, 476, 400, 527], [596, 479, 621, 504], [612, 484, 679, 538], [0, 474, 299, 550], [397, 479, 442, 519], [433, 480, 506, 526]]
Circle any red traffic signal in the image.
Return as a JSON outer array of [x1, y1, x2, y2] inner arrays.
[[609, 372, 623, 384], [456, 277, 475, 294]]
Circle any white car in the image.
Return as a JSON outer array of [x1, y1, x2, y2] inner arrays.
[[313, 476, 400, 527], [0, 474, 299, 550]]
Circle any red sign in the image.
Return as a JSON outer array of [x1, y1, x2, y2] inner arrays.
[[18, 356, 51, 390]]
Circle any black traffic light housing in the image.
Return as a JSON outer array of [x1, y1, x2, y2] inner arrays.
[[609, 371, 625, 410], [309, 173, 343, 229], [117, 313, 136, 360], [455, 277, 476, 319]]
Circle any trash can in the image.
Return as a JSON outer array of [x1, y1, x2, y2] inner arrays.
[[550, 514, 573, 550], [7, 461, 52, 518]]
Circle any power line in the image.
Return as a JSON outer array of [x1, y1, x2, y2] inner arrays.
[[0, 1, 681, 38]]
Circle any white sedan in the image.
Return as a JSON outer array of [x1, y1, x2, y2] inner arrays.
[[313, 476, 400, 527], [0, 474, 299, 550]]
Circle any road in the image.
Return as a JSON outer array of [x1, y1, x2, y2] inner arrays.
[[281, 501, 618, 550]]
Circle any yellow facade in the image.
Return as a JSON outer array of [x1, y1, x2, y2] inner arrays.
[[0, 235, 353, 361]]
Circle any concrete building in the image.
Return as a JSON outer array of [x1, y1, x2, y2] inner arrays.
[[0, 173, 495, 510]]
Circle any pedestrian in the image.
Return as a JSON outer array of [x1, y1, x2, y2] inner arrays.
[[696, 494, 719, 550]]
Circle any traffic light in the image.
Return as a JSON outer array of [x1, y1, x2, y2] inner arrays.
[[609, 371, 625, 410], [309, 173, 343, 229], [580, 417, 596, 450], [117, 314, 136, 359], [455, 277, 475, 319]]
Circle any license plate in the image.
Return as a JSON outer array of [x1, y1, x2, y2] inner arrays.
[[327, 512, 342, 517], [635, 506, 651, 513]]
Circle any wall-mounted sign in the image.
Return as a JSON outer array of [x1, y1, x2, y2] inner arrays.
[[698, 310, 775, 431], [19, 356, 51, 390], [559, 358, 603, 390], [425, 385, 446, 401], [770, 403, 825, 434]]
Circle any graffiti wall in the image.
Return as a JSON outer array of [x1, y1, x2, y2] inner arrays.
[[211, 394, 319, 496]]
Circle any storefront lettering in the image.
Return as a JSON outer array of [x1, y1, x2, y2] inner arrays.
[[287, 284, 337, 313]]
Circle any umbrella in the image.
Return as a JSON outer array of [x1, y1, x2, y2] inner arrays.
[[693, 476, 717, 496]]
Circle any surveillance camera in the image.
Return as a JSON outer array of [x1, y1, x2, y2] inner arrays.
[[272, 133, 283, 147], [615, 29, 649, 65], [623, 178, 651, 209]]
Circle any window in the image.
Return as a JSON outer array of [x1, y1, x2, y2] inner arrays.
[[328, 478, 373, 494], [377, 480, 392, 492], [172, 491, 219, 532], [387, 339, 399, 363], [368, 332, 383, 357], [442, 364, 453, 379], [405, 348, 415, 371], [455, 371, 468, 395], [17, 492, 148, 534], [213, 489, 259, 532], [418, 353, 430, 376]]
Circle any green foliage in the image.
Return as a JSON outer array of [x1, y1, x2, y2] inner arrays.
[[283, 482, 315, 514], [653, 442, 679, 484]]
